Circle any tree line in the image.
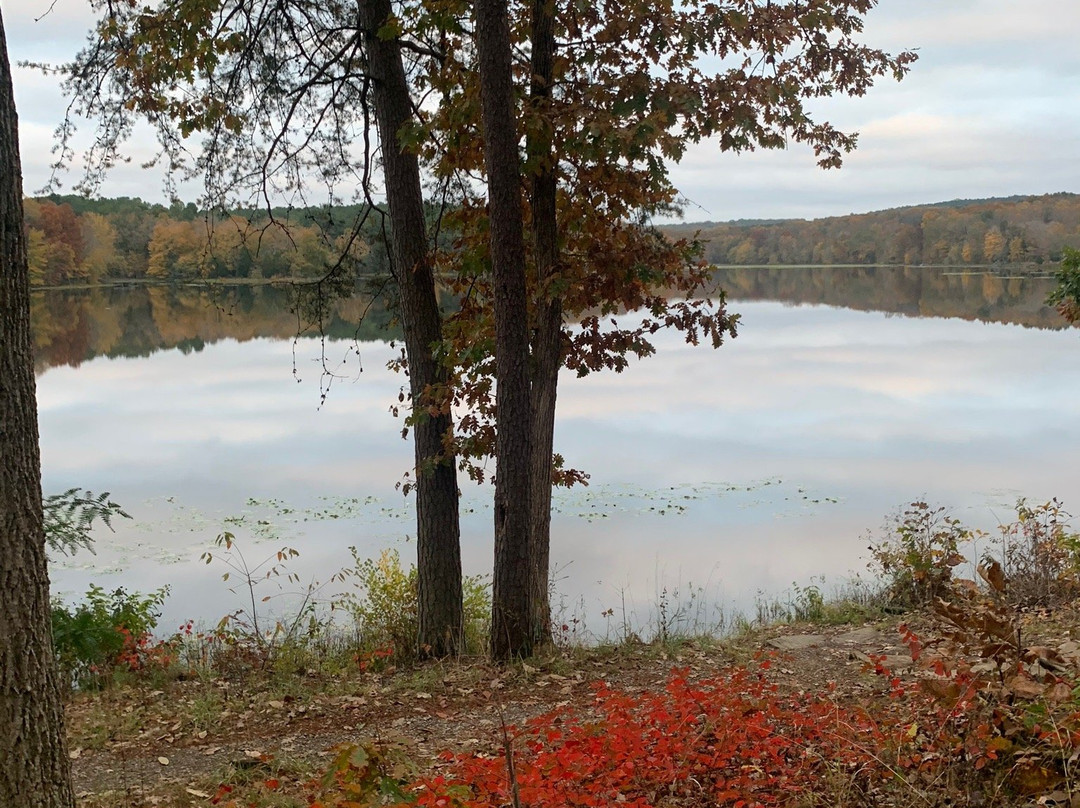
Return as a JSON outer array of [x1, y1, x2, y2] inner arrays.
[[27, 190, 1080, 290], [666, 192, 1080, 267], [23, 195, 391, 286]]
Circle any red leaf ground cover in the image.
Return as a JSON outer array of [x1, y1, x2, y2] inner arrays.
[[394, 664, 889, 808]]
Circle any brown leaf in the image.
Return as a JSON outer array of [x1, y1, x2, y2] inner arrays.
[[978, 558, 1007, 593], [1006, 675, 1046, 700], [1046, 681, 1073, 704], [919, 677, 961, 701], [980, 642, 1013, 660], [953, 578, 979, 595], [1011, 759, 1061, 794], [1037, 789, 1070, 806], [979, 611, 1015, 642]]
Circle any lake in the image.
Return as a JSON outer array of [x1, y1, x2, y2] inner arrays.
[[32, 267, 1080, 637]]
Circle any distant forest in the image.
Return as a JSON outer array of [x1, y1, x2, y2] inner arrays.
[[665, 192, 1080, 267], [23, 195, 389, 287], [23, 191, 1080, 287]]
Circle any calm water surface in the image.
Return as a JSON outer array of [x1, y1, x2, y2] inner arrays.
[[32, 268, 1080, 634]]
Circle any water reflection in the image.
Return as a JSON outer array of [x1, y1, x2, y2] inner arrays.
[[30, 266, 1069, 373], [32, 269, 1080, 634], [711, 265, 1067, 330], [31, 282, 398, 372]]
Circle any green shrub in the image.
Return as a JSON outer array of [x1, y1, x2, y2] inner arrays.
[[869, 498, 1080, 612], [754, 575, 882, 627], [343, 547, 490, 664], [1048, 246, 1080, 323], [867, 501, 974, 609], [997, 498, 1080, 607], [51, 584, 168, 689]]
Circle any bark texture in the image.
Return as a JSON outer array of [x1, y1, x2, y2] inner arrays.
[[474, 0, 536, 660], [0, 8, 77, 807], [361, 0, 464, 657], [526, 0, 560, 647]]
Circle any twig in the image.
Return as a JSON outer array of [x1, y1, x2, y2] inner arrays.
[[493, 690, 523, 808]]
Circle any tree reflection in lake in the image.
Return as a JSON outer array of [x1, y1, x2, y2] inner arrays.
[[711, 265, 1067, 330], [31, 282, 399, 372], [31, 266, 1071, 372]]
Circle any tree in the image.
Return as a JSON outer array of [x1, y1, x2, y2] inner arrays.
[[1049, 246, 1080, 324], [146, 217, 205, 279], [360, 0, 465, 656], [0, 6, 77, 806], [80, 211, 117, 280], [474, 0, 537, 659], [23, 200, 84, 285], [525, 0, 563, 646], [984, 227, 1006, 264], [418, 0, 915, 656]]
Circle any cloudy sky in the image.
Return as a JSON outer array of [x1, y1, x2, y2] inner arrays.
[[3, 0, 1079, 222]]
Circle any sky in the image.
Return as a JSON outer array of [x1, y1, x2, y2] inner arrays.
[[3, 0, 1080, 223]]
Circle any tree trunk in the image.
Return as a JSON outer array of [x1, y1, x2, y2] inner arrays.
[[361, 0, 464, 657], [0, 9, 77, 807], [527, 0, 560, 648], [474, 0, 535, 660]]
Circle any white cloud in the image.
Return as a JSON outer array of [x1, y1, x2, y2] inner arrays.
[[4, 0, 1079, 219]]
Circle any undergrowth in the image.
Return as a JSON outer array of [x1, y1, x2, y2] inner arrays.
[[63, 497, 1080, 807]]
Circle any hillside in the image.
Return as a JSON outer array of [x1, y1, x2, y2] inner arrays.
[[665, 192, 1080, 267]]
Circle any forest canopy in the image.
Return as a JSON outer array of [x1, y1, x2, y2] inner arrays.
[[22, 195, 389, 286]]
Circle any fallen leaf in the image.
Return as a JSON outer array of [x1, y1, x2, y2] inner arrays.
[[919, 678, 960, 701], [1047, 681, 1073, 704], [1007, 675, 1046, 700]]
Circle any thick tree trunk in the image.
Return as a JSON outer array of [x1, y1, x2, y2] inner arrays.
[[474, 0, 535, 660], [526, 0, 560, 647], [0, 10, 77, 808], [361, 0, 464, 657]]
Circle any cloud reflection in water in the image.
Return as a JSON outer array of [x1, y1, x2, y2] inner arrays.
[[37, 299, 1080, 634]]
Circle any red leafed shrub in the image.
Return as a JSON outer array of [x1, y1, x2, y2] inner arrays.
[[377, 667, 887, 808]]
